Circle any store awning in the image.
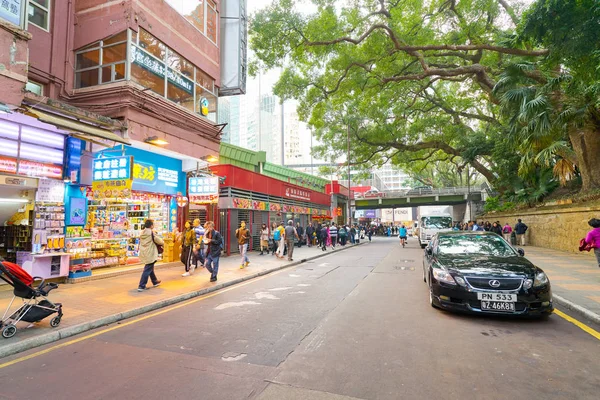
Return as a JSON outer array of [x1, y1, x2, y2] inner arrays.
[[26, 108, 131, 145]]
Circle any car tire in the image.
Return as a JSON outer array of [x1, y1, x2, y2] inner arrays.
[[420, 244, 427, 249], [422, 266, 427, 283]]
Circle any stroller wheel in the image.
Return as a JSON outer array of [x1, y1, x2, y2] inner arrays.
[[2, 324, 17, 339], [50, 316, 61, 328]]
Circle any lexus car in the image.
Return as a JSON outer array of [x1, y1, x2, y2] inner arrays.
[[423, 231, 553, 316]]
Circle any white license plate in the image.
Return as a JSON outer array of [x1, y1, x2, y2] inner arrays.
[[481, 301, 515, 312], [476, 293, 517, 302]]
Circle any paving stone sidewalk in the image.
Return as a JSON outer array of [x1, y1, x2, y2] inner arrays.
[[523, 246, 600, 321], [0, 243, 353, 357]]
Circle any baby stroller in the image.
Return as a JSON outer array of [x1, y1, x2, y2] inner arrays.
[[0, 258, 63, 339]]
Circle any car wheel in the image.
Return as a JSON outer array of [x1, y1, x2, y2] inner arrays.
[[422, 266, 427, 283]]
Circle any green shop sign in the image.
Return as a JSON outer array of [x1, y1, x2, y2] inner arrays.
[[131, 45, 194, 94]]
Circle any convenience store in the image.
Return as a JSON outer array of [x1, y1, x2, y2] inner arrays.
[[65, 146, 186, 273]]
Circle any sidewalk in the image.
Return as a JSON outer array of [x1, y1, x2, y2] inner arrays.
[[0, 243, 358, 358], [523, 246, 600, 323]]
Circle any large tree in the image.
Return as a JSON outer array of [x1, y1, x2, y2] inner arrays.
[[250, 0, 599, 192]]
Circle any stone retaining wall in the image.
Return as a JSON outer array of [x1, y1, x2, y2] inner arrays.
[[485, 202, 600, 254]]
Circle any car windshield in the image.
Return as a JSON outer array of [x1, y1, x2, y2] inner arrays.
[[437, 234, 516, 257], [422, 216, 452, 229]]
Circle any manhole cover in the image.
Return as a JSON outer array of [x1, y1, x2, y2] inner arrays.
[[394, 266, 415, 271]]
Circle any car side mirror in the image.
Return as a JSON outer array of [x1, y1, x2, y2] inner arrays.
[[517, 248, 525, 257], [426, 247, 433, 256]]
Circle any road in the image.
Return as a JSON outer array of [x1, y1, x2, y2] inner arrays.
[[0, 238, 599, 400]]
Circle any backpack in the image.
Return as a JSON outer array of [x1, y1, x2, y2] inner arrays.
[[339, 228, 347, 237], [273, 229, 281, 241]]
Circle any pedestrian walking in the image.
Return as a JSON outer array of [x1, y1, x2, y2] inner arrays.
[[137, 219, 163, 291], [349, 225, 356, 244], [306, 224, 314, 247], [204, 221, 223, 282], [339, 225, 348, 246], [284, 220, 299, 261], [329, 223, 338, 249], [192, 219, 205, 268], [368, 227, 373, 242], [236, 221, 251, 269], [515, 219, 528, 246], [502, 222, 513, 242], [296, 222, 304, 248], [259, 223, 269, 255], [584, 218, 600, 268], [491, 221, 503, 236], [181, 221, 196, 277], [270, 222, 278, 255], [275, 222, 286, 258]]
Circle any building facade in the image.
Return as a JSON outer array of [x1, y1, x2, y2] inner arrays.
[[0, 0, 244, 277]]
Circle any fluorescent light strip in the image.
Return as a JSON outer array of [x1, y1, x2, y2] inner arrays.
[[0, 198, 29, 203], [20, 126, 66, 149], [0, 124, 19, 140]]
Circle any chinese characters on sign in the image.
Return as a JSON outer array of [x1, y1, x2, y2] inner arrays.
[[189, 177, 219, 204], [133, 162, 155, 182], [0, 0, 22, 27], [93, 157, 132, 181], [92, 157, 133, 199], [284, 186, 311, 201]]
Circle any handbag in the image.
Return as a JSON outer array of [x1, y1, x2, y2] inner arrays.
[[579, 238, 593, 252], [152, 232, 164, 255]]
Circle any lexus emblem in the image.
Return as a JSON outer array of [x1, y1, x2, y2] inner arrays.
[[489, 280, 501, 288]]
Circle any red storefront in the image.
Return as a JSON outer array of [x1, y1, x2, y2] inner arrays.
[[210, 165, 330, 254], [326, 181, 354, 226]]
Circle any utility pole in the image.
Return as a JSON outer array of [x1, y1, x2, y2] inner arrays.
[[347, 122, 351, 226], [281, 101, 284, 166]]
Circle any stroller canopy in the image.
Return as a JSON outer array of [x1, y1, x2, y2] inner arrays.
[[0, 261, 34, 286]]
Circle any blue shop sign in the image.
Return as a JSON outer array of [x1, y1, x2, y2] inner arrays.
[[92, 156, 132, 181], [98, 147, 186, 196]]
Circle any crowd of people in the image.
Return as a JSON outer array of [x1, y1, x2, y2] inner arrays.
[[452, 219, 529, 246]]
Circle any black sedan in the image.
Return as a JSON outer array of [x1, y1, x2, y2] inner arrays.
[[423, 231, 553, 316]]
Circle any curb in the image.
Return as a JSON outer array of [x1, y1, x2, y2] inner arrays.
[[0, 243, 363, 360], [553, 294, 600, 326]]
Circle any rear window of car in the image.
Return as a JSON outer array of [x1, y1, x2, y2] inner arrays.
[[437, 235, 515, 257]]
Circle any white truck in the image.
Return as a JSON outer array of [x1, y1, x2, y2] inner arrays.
[[415, 206, 454, 248]]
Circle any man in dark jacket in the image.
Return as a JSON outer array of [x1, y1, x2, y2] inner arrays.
[[204, 221, 223, 282], [306, 224, 314, 247], [296, 222, 304, 248], [514, 219, 528, 246]]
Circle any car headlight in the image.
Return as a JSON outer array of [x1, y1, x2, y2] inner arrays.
[[432, 268, 456, 285], [454, 276, 466, 287], [533, 271, 549, 287]]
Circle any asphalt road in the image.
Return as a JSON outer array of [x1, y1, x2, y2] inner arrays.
[[0, 238, 599, 400]]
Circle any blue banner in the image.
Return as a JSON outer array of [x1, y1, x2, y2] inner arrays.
[[97, 147, 186, 196]]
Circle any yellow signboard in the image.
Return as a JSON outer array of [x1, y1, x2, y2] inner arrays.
[[91, 179, 133, 199]]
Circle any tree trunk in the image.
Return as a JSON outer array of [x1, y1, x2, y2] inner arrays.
[[569, 125, 600, 191]]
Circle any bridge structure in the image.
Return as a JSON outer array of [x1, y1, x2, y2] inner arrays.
[[353, 185, 490, 210]]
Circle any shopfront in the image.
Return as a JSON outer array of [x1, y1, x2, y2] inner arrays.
[[0, 112, 72, 279], [64, 146, 185, 273], [210, 165, 330, 255]]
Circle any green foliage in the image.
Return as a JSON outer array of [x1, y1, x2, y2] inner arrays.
[[249, 0, 600, 199]]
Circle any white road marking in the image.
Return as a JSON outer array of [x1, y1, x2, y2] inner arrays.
[[318, 263, 330, 267], [221, 352, 247, 362], [215, 301, 261, 310], [255, 292, 279, 300], [289, 274, 301, 277], [291, 291, 306, 294], [297, 284, 311, 287], [269, 287, 293, 291]]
